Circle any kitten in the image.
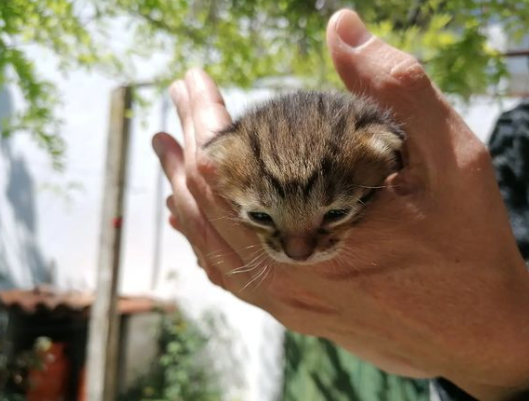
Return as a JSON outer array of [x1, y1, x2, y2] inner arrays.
[[205, 91, 404, 265]]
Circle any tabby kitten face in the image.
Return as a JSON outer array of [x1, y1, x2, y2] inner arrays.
[[205, 91, 404, 265]]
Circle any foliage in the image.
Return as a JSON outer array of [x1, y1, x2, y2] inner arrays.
[[0, 333, 52, 400], [2, 0, 529, 166], [89, 0, 529, 95], [0, 0, 121, 169], [119, 310, 221, 401], [0, 394, 26, 401]]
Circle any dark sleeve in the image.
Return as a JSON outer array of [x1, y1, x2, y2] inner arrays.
[[432, 100, 529, 401], [433, 378, 529, 401], [488, 99, 529, 260], [432, 378, 479, 401]]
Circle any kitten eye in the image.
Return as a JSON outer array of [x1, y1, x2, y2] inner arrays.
[[323, 209, 350, 223], [248, 211, 274, 226]]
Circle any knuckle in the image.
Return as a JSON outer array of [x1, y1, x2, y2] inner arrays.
[[176, 209, 206, 250], [185, 168, 202, 195], [166, 195, 177, 213], [157, 149, 170, 171], [473, 142, 493, 168], [196, 150, 213, 174], [386, 56, 432, 94], [186, 153, 217, 193], [193, 216, 209, 249], [206, 267, 225, 289]]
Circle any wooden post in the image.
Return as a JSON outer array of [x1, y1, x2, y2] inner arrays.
[[86, 86, 132, 401]]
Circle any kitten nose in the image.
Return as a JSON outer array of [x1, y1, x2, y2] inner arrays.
[[282, 236, 316, 261]]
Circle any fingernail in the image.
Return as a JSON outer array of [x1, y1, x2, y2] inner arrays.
[[185, 69, 199, 90], [186, 68, 198, 81], [185, 68, 211, 94], [334, 10, 371, 49], [169, 80, 185, 103]]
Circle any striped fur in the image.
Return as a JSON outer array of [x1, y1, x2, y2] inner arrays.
[[205, 91, 404, 265]]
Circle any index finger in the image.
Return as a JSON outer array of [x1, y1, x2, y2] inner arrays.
[[184, 69, 232, 149], [174, 70, 262, 264]]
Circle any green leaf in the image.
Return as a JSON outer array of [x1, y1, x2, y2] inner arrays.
[[1, 0, 526, 167]]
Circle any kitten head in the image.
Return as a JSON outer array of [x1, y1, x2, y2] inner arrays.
[[204, 91, 404, 265]]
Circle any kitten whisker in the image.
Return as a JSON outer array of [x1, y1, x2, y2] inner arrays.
[[239, 247, 265, 260], [227, 258, 265, 275], [205, 244, 262, 263], [241, 263, 269, 292], [227, 262, 265, 275], [226, 252, 268, 276], [354, 183, 402, 189], [337, 248, 379, 269], [255, 264, 272, 289], [212, 254, 263, 268], [240, 244, 260, 250], [227, 217, 244, 224], [207, 213, 237, 222], [205, 249, 222, 258], [354, 184, 388, 189], [208, 253, 228, 260]]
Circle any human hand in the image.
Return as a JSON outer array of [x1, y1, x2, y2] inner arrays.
[[152, 9, 529, 401]]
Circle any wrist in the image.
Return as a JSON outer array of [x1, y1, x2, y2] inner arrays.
[[445, 268, 529, 401]]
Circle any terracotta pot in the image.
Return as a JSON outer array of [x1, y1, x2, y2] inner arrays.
[[27, 342, 70, 401], [77, 366, 86, 401]]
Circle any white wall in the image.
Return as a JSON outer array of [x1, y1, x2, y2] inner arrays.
[[0, 50, 286, 398], [0, 86, 50, 289]]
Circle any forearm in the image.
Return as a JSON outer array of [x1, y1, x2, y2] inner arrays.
[[433, 268, 529, 401]]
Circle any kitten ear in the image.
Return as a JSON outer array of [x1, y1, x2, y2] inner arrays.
[[202, 126, 256, 196], [364, 129, 404, 170], [203, 131, 262, 209], [203, 121, 241, 158], [203, 131, 244, 166], [364, 130, 402, 155]]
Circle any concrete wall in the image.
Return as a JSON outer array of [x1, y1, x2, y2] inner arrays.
[[0, 65, 284, 399]]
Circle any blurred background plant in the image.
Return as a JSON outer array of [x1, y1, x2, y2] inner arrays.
[[0, 336, 52, 401], [0, 311, 223, 401], [0, 0, 122, 169], [1, 0, 528, 167], [119, 310, 222, 401]]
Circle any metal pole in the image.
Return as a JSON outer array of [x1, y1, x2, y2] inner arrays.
[[86, 85, 132, 401]]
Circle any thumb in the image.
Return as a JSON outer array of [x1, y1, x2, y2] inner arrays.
[[326, 9, 469, 174]]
